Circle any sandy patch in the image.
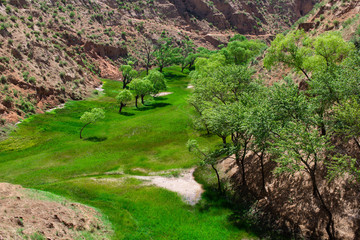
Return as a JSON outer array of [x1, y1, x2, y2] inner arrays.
[[95, 85, 104, 92], [131, 168, 203, 205], [152, 92, 173, 97], [45, 103, 65, 113]]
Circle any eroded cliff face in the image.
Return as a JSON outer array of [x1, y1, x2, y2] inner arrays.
[[0, 0, 317, 125], [169, 0, 316, 34]]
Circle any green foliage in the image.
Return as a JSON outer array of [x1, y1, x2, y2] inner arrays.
[[153, 35, 181, 72], [129, 78, 152, 98], [116, 89, 132, 104], [221, 37, 266, 65], [120, 64, 137, 89], [116, 89, 132, 113], [143, 70, 166, 94], [80, 108, 105, 124], [264, 30, 311, 78], [303, 31, 355, 72], [264, 30, 354, 80]]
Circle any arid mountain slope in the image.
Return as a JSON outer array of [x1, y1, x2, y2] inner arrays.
[[0, 0, 317, 125]]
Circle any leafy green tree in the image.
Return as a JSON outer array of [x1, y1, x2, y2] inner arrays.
[[144, 70, 167, 94], [268, 78, 310, 126], [116, 89, 132, 113], [153, 35, 180, 72], [187, 139, 227, 193], [264, 30, 355, 82], [227, 100, 253, 187], [140, 37, 154, 75], [190, 54, 253, 107], [264, 30, 312, 80], [221, 37, 266, 65], [129, 78, 153, 107], [303, 31, 355, 72], [271, 119, 336, 240], [202, 105, 232, 146], [79, 108, 105, 139], [179, 37, 195, 72], [247, 86, 274, 192], [120, 64, 138, 89], [307, 48, 359, 135]]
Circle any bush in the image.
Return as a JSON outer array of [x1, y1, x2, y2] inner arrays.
[[28, 76, 36, 84], [0, 75, 6, 83], [22, 71, 29, 81]]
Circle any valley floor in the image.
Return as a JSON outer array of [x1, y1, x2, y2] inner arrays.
[[0, 67, 257, 239]]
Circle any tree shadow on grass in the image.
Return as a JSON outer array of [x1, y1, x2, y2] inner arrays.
[[85, 136, 108, 142], [163, 71, 187, 81], [153, 96, 168, 101], [135, 102, 171, 111], [120, 112, 135, 116]]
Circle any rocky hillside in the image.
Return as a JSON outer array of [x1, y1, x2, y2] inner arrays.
[[0, 0, 317, 125], [255, 0, 360, 85], [0, 182, 112, 239]]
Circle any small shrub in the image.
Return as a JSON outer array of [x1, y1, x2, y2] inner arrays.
[[28, 76, 36, 84], [0, 75, 6, 83], [22, 71, 29, 81]]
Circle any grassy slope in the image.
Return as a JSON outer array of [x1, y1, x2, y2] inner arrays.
[[0, 66, 257, 239]]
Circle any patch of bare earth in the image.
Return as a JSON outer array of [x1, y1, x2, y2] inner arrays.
[[0, 183, 112, 240], [132, 168, 204, 205], [97, 168, 204, 205], [152, 92, 173, 97]]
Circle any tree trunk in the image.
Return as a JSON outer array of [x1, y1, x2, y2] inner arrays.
[[310, 171, 335, 240], [211, 164, 222, 193], [123, 79, 127, 89], [240, 142, 248, 186], [135, 96, 139, 108], [80, 122, 91, 139], [146, 65, 149, 75], [260, 151, 266, 193], [181, 64, 187, 72], [222, 136, 227, 146], [159, 65, 163, 72], [119, 103, 125, 113], [141, 95, 145, 104], [234, 150, 246, 186], [353, 137, 360, 152]]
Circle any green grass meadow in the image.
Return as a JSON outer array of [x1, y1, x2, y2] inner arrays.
[[0, 66, 257, 239]]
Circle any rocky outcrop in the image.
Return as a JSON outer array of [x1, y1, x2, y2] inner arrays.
[[84, 42, 127, 60]]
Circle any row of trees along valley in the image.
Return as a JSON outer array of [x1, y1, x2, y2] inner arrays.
[[77, 32, 206, 139], [187, 31, 360, 240]]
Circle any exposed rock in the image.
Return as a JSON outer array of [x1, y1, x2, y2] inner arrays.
[[298, 22, 315, 32]]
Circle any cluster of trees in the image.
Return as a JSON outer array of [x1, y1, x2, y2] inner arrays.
[[188, 31, 359, 239], [117, 69, 167, 111], [139, 32, 215, 74]]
